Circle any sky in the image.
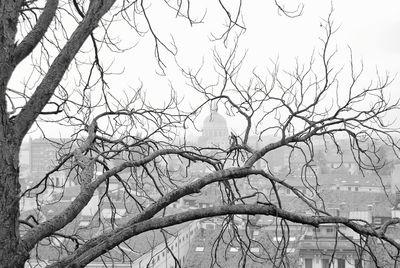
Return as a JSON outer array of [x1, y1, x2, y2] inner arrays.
[[113, 0, 400, 136], [243, 0, 400, 67], [116, 1, 399, 95], [117, 0, 400, 87], [15, 0, 400, 139]]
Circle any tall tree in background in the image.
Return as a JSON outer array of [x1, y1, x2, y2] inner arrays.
[[0, 1, 399, 267]]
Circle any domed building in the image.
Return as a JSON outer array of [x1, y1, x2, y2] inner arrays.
[[198, 110, 229, 147]]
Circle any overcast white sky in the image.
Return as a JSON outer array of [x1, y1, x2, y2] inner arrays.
[[112, 0, 400, 135], [113, 0, 399, 100], [19, 0, 400, 138]]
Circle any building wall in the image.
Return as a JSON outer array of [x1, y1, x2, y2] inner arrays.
[[299, 225, 364, 268], [392, 209, 400, 218], [300, 257, 356, 268], [332, 185, 382, 193], [29, 139, 59, 178], [391, 164, 400, 194], [19, 142, 30, 174], [131, 221, 200, 268]]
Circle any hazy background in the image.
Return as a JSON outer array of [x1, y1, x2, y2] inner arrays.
[[12, 0, 400, 138]]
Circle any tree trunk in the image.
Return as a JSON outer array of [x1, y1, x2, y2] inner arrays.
[[0, 141, 27, 267]]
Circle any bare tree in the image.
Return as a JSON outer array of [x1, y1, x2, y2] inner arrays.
[[0, 1, 399, 268]]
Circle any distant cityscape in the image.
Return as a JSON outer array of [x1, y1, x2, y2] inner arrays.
[[21, 110, 400, 268]]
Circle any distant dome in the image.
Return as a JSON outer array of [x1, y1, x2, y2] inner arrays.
[[198, 111, 229, 146], [203, 111, 228, 131]]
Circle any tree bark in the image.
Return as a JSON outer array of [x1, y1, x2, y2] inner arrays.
[[0, 1, 116, 266], [0, 141, 27, 267], [0, 1, 26, 266]]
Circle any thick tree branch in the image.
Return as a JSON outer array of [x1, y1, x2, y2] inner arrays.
[[13, 0, 116, 141], [48, 203, 400, 267], [21, 175, 97, 252], [46, 166, 256, 266], [20, 121, 99, 251], [0, 0, 23, 132], [19, 130, 221, 251], [13, 0, 59, 66], [91, 147, 220, 189], [0, 1, 397, 266]]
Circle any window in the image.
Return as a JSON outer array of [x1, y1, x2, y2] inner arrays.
[[195, 247, 204, 252], [253, 230, 259, 236], [322, 259, 330, 268], [286, 248, 295, 253], [338, 259, 346, 268], [157, 255, 160, 262], [355, 186, 359, 191], [326, 228, 334, 233], [273, 237, 282, 242], [229, 247, 239, 252], [250, 247, 260, 253], [79, 221, 90, 227], [355, 258, 363, 268], [348, 186, 351, 191], [305, 258, 313, 268]]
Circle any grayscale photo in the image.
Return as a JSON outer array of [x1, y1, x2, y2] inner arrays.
[[0, 0, 399, 267]]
